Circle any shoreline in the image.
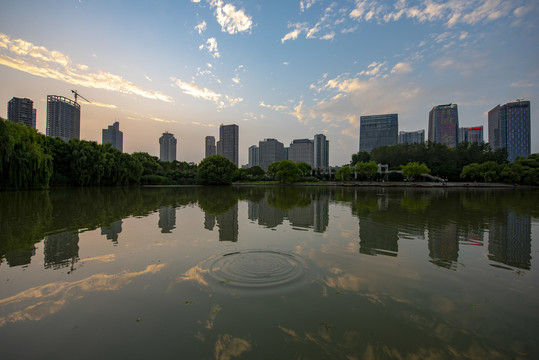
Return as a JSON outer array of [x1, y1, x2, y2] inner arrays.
[[232, 181, 521, 188]]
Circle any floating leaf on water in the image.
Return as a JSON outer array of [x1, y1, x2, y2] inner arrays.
[[136, 317, 142, 322], [185, 301, 194, 305], [215, 306, 223, 312]]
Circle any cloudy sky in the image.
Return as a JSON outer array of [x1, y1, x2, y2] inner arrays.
[[1, 0, 537, 165]]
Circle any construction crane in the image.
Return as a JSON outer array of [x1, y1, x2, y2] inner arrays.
[[71, 90, 91, 104]]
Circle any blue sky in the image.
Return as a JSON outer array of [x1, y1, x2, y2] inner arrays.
[[1, 0, 538, 165]]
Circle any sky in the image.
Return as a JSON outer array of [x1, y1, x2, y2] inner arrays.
[[1, 0, 538, 166]]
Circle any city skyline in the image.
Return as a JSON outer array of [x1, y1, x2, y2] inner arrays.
[[1, 1, 538, 165]]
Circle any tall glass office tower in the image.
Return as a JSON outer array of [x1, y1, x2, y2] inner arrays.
[[46, 95, 80, 141], [488, 100, 530, 162], [428, 104, 459, 148], [359, 113, 398, 153], [217, 124, 239, 167]]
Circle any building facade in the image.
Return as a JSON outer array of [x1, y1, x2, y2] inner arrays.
[[359, 114, 398, 153], [314, 134, 329, 170], [459, 126, 483, 145], [428, 104, 459, 148], [46, 95, 80, 141], [398, 130, 425, 144], [7, 97, 35, 128], [205, 136, 216, 158], [488, 100, 530, 162], [159, 132, 177, 162], [289, 139, 314, 167], [259, 138, 285, 170], [102, 121, 123, 152], [217, 124, 239, 167], [248, 145, 259, 167]]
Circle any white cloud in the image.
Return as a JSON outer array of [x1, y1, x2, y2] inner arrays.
[[281, 23, 306, 43], [391, 62, 412, 74], [145, 75, 153, 82], [171, 77, 242, 108], [195, 20, 207, 34], [510, 81, 534, 88], [209, 0, 252, 34], [0, 33, 172, 102], [320, 32, 335, 40], [301, 0, 317, 12], [259, 101, 288, 111], [199, 37, 220, 58]]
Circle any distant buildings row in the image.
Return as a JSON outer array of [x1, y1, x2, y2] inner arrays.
[[359, 100, 531, 162], [6, 96, 532, 164]]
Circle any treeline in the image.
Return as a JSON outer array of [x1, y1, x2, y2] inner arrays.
[[351, 142, 538, 185], [352, 142, 508, 181], [1, 118, 214, 190]]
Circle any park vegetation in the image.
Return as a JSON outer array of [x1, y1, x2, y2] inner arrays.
[[1, 117, 538, 189]]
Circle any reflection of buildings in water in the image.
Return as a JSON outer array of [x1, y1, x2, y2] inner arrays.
[[359, 218, 399, 257], [488, 210, 531, 270], [101, 220, 123, 244], [248, 201, 259, 222], [313, 197, 329, 233], [204, 212, 216, 230], [248, 196, 329, 233], [44, 231, 80, 270], [427, 223, 458, 270], [257, 199, 285, 228], [5, 245, 36, 267], [458, 226, 484, 247], [288, 205, 313, 230], [158, 206, 176, 233], [216, 203, 238, 242]]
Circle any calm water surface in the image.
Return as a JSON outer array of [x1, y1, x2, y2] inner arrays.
[[0, 186, 538, 359]]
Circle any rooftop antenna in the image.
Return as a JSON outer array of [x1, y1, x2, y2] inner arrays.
[[71, 90, 91, 104]]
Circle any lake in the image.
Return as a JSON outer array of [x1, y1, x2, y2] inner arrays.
[[0, 186, 538, 359]]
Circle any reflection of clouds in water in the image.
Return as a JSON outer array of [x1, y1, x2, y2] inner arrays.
[[0, 264, 166, 327], [214, 334, 251, 360], [176, 262, 211, 286], [278, 324, 500, 359]]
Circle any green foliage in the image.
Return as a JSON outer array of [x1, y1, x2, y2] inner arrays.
[[461, 154, 539, 185], [268, 160, 302, 183], [401, 162, 430, 181], [0, 118, 52, 190], [197, 155, 237, 185], [335, 165, 352, 181], [355, 161, 378, 180], [245, 166, 265, 181], [296, 162, 312, 177], [370, 141, 507, 181], [351, 151, 371, 166]]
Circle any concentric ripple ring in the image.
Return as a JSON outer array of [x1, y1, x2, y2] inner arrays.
[[206, 250, 308, 290]]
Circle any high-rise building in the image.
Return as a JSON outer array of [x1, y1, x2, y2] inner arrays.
[[248, 145, 259, 167], [46, 95, 80, 141], [102, 121, 123, 152], [259, 138, 285, 170], [217, 124, 239, 167], [488, 100, 530, 162], [398, 130, 425, 144], [289, 139, 314, 167], [205, 136, 216, 158], [359, 113, 398, 153], [7, 97, 35, 128], [428, 104, 459, 148], [159, 132, 177, 162], [314, 134, 329, 169], [459, 126, 483, 145]]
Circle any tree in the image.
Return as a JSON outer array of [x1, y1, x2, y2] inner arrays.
[[335, 165, 352, 181], [296, 162, 312, 177], [197, 155, 237, 185], [401, 162, 430, 181], [355, 161, 378, 180], [246, 165, 265, 181], [273, 160, 301, 183], [351, 151, 370, 166]]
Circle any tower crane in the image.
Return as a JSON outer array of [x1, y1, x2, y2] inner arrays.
[[71, 90, 91, 104]]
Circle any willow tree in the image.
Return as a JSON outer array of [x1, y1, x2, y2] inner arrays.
[[0, 118, 52, 190]]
